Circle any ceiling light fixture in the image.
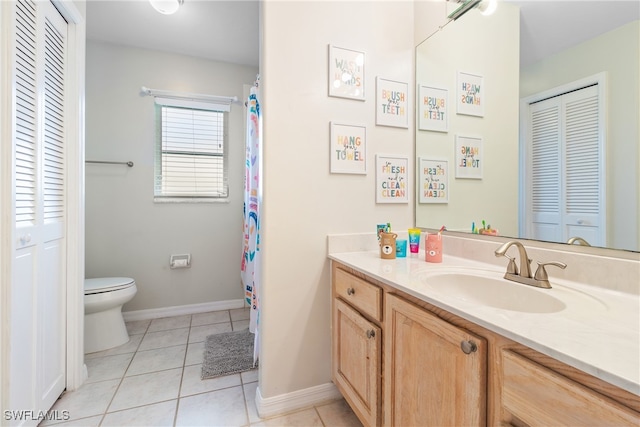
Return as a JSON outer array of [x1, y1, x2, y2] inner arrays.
[[149, 0, 184, 15], [478, 0, 498, 16]]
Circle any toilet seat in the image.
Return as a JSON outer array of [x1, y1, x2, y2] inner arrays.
[[85, 277, 135, 295]]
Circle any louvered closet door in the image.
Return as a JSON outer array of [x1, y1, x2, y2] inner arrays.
[[528, 98, 563, 243], [11, 0, 67, 421], [526, 85, 603, 246], [562, 85, 602, 245]]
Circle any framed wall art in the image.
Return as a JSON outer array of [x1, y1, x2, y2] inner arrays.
[[455, 135, 483, 179], [418, 84, 448, 132], [418, 158, 449, 203], [328, 45, 365, 101], [375, 77, 409, 128], [330, 122, 367, 174], [456, 71, 484, 117], [375, 154, 409, 203]]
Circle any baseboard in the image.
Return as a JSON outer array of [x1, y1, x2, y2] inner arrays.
[[122, 299, 246, 322], [255, 382, 342, 419]]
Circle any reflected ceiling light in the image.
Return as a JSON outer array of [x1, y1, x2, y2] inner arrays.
[[149, 0, 184, 15], [479, 0, 498, 16]]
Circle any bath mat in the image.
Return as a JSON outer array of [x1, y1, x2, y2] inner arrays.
[[201, 328, 257, 379]]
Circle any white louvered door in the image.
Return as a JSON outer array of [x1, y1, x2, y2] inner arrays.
[[562, 86, 602, 245], [525, 84, 604, 246], [528, 98, 562, 243], [11, 0, 67, 422]]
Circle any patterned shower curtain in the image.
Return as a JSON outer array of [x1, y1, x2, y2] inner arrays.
[[241, 84, 261, 364]]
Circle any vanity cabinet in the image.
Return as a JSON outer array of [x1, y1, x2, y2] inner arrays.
[[331, 261, 640, 427], [501, 350, 639, 426], [384, 294, 487, 426], [332, 267, 383, 426]]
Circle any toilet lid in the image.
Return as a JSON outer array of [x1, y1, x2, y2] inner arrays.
[[85, 277, 135, 294]]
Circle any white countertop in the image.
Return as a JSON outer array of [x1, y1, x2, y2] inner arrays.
[[329, 250, 640, 396]]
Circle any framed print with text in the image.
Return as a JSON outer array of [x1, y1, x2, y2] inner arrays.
[[328, 45, 365, 101], [330, 122, 366, 174]]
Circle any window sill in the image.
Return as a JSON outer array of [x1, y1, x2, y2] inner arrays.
[[154, 197, 230, 204]]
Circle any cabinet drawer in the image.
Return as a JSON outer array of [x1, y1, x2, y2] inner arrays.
[[334, 268, 382, 321], [502, 350, 639, 426]]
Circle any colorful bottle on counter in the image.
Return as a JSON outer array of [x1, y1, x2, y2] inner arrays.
[[425, 233, 442, 263]]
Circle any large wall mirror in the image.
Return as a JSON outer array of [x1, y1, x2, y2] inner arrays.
[[415, 1, 640, 253]]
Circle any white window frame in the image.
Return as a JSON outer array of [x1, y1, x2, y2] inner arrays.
[[153, 97, 230, 203]]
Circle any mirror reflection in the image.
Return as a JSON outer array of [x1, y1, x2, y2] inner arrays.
[[415, 1, 639, 252]]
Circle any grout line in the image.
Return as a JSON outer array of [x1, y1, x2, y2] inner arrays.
[[314, 406, 327, 427]]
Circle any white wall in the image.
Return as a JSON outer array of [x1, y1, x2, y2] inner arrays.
[[259, 1, 415, 397], [85, 41, 258, 311], [414, 4, 521, 235], [520, 21, 640, 252]]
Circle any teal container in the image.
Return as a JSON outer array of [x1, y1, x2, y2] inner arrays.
[[396, 239, 407, 257]]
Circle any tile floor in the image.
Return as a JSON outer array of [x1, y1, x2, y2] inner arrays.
[[42, 308, 362, 427]]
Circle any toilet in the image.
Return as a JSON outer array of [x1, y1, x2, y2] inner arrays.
[[84, 277, 137, 354]]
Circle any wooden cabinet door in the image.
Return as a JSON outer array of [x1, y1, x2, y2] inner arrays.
[[333, 298, 381, 427], [384, 294, 487, 427]]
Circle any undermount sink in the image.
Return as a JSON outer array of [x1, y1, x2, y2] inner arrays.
[[424, 272, 567, 313]]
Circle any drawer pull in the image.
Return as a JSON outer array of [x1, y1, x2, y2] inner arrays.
[[461, 340, 478, 354], [366, 330, 376, 339], [346, 287, 355, 296]]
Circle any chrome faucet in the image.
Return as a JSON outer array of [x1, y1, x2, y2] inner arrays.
[[495, 241, 566, 289], [567, 236, 591, 246]]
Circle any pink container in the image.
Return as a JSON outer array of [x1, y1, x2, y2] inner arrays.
[[425, 233, 442, 263]]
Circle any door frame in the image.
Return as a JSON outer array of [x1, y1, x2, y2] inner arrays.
[[518, 72, 607, 242], [0, 0, 86, 414]]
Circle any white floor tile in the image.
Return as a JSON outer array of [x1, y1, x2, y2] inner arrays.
[[125, 319, 151, 335], [232, 320, 250, 331], [188, 323, 232, 343], [40, 415, 103, 427], [184, 341, 204, 366], [109, 368, 182, 412], [85, 353, 134, 383], [138, 327, 189, 351], [179, 364, 241, 397], [84, 334, 142, 359], [244, 381, 261, 424], [252, 407, 323, 426], [54, 310, 363, 427], [241, 369, 259, 384], [230, 307, 251, 321], [47, 379, 119, 421], [101, 400, 177, 427], [315, 399, 364, 426], [175, 386, 248, 427], [126, 345, 186, 376], [148, 315, 192, 332], [191, 310, 230, 326]]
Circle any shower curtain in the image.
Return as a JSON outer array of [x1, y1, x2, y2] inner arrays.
[[241, 83, 261, 365]]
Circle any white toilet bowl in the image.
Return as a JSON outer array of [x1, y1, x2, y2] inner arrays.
[[84, 277, 137, 354]]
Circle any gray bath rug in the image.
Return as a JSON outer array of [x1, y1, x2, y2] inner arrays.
[[201, 328, 257, 379]]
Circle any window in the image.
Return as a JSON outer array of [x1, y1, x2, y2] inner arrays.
[[154, 98, 229, 200]]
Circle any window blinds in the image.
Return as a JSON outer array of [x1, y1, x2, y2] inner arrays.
[[154, 103, 228, 198]]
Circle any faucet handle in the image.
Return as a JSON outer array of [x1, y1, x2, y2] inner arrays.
[[534, 261, 567, 282], [504, 255, 518, 275]]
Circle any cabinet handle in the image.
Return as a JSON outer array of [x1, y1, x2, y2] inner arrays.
[[366, 330, 375, 339], [346, 287, 355, 296], [461, 340, 477, 354]]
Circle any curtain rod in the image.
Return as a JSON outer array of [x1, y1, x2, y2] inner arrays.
[[140, 86, 238, 104], [86, 160, 134, 167]]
